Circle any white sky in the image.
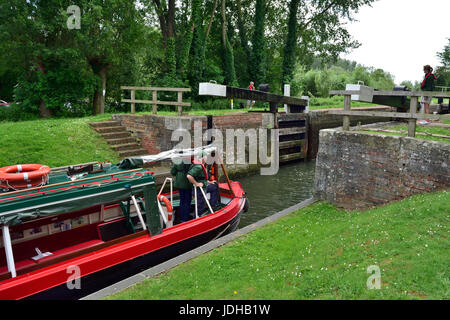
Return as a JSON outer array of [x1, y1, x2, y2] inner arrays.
[[341, 0, 450, 84]]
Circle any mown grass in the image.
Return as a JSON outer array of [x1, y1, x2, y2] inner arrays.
[[0, 114, 120, 168], [362, 124, 450, 144], [107, 190, 449, 300]]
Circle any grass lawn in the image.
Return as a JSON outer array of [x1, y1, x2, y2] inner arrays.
[[0, 114, 120, 168], [361, 124, 450, 143], [107, 190, 449, 300]]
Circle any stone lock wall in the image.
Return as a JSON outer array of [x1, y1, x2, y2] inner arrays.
[[314, 129, 450, 210], [307, 106, 393, 159]]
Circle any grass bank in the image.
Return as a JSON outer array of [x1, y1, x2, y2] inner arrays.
[[107, 190, 449, 300], [0, 114, 120, 168], [361, 123, 450, 143]]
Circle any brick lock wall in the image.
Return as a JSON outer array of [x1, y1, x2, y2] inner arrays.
[[314, 129, 450, 210], [112, 113, 270, 177]]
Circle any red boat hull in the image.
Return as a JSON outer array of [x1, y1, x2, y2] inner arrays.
[[0, 182, 246, 300]]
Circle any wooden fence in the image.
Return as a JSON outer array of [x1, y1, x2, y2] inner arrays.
[[121, 86, 191, 116], [328, 90, 450, 137]]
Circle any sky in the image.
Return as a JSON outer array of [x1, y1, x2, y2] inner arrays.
[[341, 0, 449, 84]]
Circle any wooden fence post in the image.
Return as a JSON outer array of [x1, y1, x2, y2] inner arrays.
[[177, 91, 183, 116], [408, 96, 418, 137], [131, 89, 135, 114], [152, 90, 157, 115], [343, 94, 351, 131]]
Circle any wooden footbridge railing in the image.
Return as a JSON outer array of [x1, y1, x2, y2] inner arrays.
[[121, 86, 191, 116], [329, 89, 450, 137]]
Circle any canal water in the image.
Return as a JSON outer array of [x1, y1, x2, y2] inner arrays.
[[237, 160, 316, 228]]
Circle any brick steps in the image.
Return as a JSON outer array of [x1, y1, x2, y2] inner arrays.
[[112, 143, 141, 152], [90, 121, 147, 159], [105, 137, 136, 145]]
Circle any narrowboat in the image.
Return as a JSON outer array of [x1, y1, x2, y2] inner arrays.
[[0, 147, 248, 300]]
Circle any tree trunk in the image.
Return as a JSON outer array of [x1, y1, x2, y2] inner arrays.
[[91, 62, 108, 115], [36, 57, 52, 118], [282, 0, 300, 90], [236, 0, 251, 62], [221, 0, 236, 85], [250, 0, 266, 85]]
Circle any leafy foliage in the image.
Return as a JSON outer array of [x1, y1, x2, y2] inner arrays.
[[0, 0, 391, 120]]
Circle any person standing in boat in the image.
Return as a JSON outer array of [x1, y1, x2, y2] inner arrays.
[[170, 156, 193, 223], [187, 151, 218, 214]]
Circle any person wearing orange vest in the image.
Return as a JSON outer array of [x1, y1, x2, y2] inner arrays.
[[187, 151, 218, 214], [246, 81, 256, 110]]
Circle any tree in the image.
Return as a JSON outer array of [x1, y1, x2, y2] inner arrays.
[[77, 0, 145, 114], [221, 0, 237, 85], [0, 0, 98, 117], [152, 0, 176, 78], [282, 0, 300, 90], [435, 39, 450, 88], [250, 0, 266, 86], [437, 39, 450, 67]]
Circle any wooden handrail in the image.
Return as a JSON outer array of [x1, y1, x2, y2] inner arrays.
[[121, 86, 191, 92], [330, 90, 450, 98], [329, 89, 448, 138], [121, 86, 191, 115]]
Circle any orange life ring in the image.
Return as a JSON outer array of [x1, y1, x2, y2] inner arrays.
[[157, 195, 173, 221], [0, 164, 51, 190]]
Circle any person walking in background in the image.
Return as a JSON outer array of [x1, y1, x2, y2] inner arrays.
[[246, 81, 256, 109], [420, 65, 437, 115]]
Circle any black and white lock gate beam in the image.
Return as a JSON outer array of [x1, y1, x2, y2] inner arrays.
[[199, 83, 308, 113]]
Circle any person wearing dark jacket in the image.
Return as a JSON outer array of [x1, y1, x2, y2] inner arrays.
[[170, 157, 193, 223], [420, 65, 437, 115]]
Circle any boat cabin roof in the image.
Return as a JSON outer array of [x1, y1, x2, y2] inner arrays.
[[0, 163, 155, 227]]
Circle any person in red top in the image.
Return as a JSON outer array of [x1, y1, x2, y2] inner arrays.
[[246, 81, 256, 109], [420, 65, 437, 115]]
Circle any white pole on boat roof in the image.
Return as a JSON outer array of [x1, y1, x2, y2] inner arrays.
[[2, 225, 17, 278], [131, 196, 147, 231]]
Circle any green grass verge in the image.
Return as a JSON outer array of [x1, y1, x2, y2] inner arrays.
[[362, 124, 449, 143], [107, 190, 449, 300], [0, 114, 120, 168]]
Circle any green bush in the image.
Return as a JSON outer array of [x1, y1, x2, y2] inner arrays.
[[0, 104, 39, 122]]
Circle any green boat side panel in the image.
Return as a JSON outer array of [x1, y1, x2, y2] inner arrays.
[[120, 200, 135, 234], [143, 185, 162, 236]]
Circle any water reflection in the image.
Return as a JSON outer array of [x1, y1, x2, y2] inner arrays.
[[238, 160, 316, 228]]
